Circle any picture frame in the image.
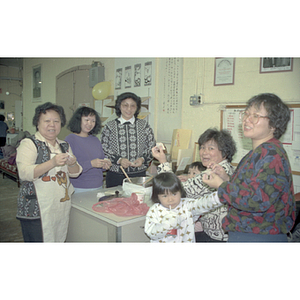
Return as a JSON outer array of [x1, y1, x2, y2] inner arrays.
[[260, 58, 293, 73], [32, 64, 42, 102], [214, 57, 235, 86]]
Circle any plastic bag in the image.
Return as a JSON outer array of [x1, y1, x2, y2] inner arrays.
[[92, 193, 149, 217]]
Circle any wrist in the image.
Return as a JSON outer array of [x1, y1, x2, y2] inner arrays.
[[68, 161, 77, 168]]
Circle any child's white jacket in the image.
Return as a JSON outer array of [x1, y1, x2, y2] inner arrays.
[[144, 192, 221, 242]]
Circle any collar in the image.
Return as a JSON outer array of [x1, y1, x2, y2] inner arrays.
[[118, 116, 135, 124]]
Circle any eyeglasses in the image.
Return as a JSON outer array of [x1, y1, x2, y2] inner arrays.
[[121, 103, 137, 109], [239, 111, 269, 124]]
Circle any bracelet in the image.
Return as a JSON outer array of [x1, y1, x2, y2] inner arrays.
[[68, 161, 77, 167]]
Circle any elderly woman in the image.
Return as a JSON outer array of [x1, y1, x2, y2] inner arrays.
[[203, 93, 295, 242], [101, 92, 156, 188], [16, 102, 82, 242], [152, 128, 237, 242]]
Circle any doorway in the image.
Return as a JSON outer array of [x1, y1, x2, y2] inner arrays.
[[56, 65, 93, 140]]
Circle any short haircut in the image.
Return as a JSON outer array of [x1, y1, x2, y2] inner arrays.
[[114, 92, 141, 118], [67, 106, 101, 135], [151, 172, 186, 203], [246, 93, 290, 140], [189, 161, 206, 172], [198, 128, 237, 163], [32, 102, 66, 130]]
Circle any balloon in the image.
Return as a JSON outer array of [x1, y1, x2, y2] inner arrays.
[[92, 81, 111, 100]]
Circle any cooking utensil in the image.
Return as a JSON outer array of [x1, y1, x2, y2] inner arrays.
[[120, 166, 132, 183]]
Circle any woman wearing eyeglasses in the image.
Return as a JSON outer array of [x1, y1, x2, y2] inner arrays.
[[100, 92, 156, 187], [203, 93, 295, 242]]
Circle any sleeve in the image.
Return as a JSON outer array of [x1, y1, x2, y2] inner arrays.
[[185, 192, 222, 217], [218, 143, 289, 212], [141, 122, 156, 166], [144, 206, 179, 241], [16, 138, 39, 181], [67, 145, 83, 178], [100, 122, 121, 164]]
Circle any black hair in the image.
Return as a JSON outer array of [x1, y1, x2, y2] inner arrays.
[[151, 172, 186, 203], [114, 92, 141, 118], [246, 93, 290, 139], [32, 102, 66, 131], [0, 114, 5, 121], [67, 106, 101, 135], [198, 128, 237, 163], [189, 161, 206, 172]]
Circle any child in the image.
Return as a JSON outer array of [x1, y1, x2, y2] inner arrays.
[[188, 161, 206, 179], [144, 172, 221, 243], [178, 161, 206, 182]]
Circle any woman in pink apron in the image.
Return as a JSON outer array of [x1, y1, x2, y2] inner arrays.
[[16, 102, 82, 242]]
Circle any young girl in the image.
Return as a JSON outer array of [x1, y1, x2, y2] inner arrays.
[[144, 172, 221, 243]]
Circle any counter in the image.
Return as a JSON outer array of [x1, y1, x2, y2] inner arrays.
[[66, 186, 152, 242]]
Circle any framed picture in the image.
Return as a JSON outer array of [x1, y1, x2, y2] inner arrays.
[[260, 58, 293, 73], [32, 64, 42, 102], [214, 57, 235, 86]]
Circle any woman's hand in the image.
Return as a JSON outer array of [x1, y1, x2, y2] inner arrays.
[[202, 172, 224, 189], [119, 158, 132, 168], [207, 162, 230, 181], [53, 153, 71, 167], [131, 157, 144, 167], [91, 158, 112, 169], [152, 146, 167, 163]]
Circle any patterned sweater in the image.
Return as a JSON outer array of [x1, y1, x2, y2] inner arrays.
[[219, 138, 295, 235], [100, 118, 156, 175], [157, 160, 235, 241]]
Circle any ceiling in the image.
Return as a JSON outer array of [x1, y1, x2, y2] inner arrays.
[[0, 58, 23, 68]]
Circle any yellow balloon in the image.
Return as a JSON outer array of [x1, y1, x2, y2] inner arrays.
[[92, 81, 111, 100]]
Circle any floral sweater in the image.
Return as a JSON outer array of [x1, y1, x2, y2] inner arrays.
[[218, 138, 295, 235]]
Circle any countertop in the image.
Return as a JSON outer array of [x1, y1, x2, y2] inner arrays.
[[71, 186, 154, 227]]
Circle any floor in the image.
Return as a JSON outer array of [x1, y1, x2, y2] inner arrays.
[[0, 173, 23, 242]]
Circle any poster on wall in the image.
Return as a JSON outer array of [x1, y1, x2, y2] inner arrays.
[[115, 68, 122, 89], [144, 61, 152, 86], [125, 66, 131, 88], [214, 58, 235, 86], [32, 64, 42, 102], [134, 64, 141, 87]]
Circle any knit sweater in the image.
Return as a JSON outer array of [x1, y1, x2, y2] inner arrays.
[[219, 138, 295, 235], [65, 134, 106, 189], [100, 118, 156, 174]]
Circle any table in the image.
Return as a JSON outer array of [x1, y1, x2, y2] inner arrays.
[[66, 186, 152, 242]]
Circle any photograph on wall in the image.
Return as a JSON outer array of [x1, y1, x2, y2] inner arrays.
[[134, 63, 141, 87], [32, 64, 42, 102], [260, 58, 293, 73], [144, 61, 152, 86], [125, 66, 132, 88], [115, 68, 122, 90]]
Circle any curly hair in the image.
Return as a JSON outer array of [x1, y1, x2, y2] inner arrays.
[[114, 92, 141, 118], [198, 128, 237, 163], [32, 102, 66, 131], [67, 106, 101, 135], [151, 172, 186, 204], [246, 93, 290, 139]]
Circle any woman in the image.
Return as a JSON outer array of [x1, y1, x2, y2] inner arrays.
[[203, 93, 295, 242], [65, 106, 111, 192], [100, 92, 156, 188], [16, 102, 82, 242], [152, 128, 236, 242]]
